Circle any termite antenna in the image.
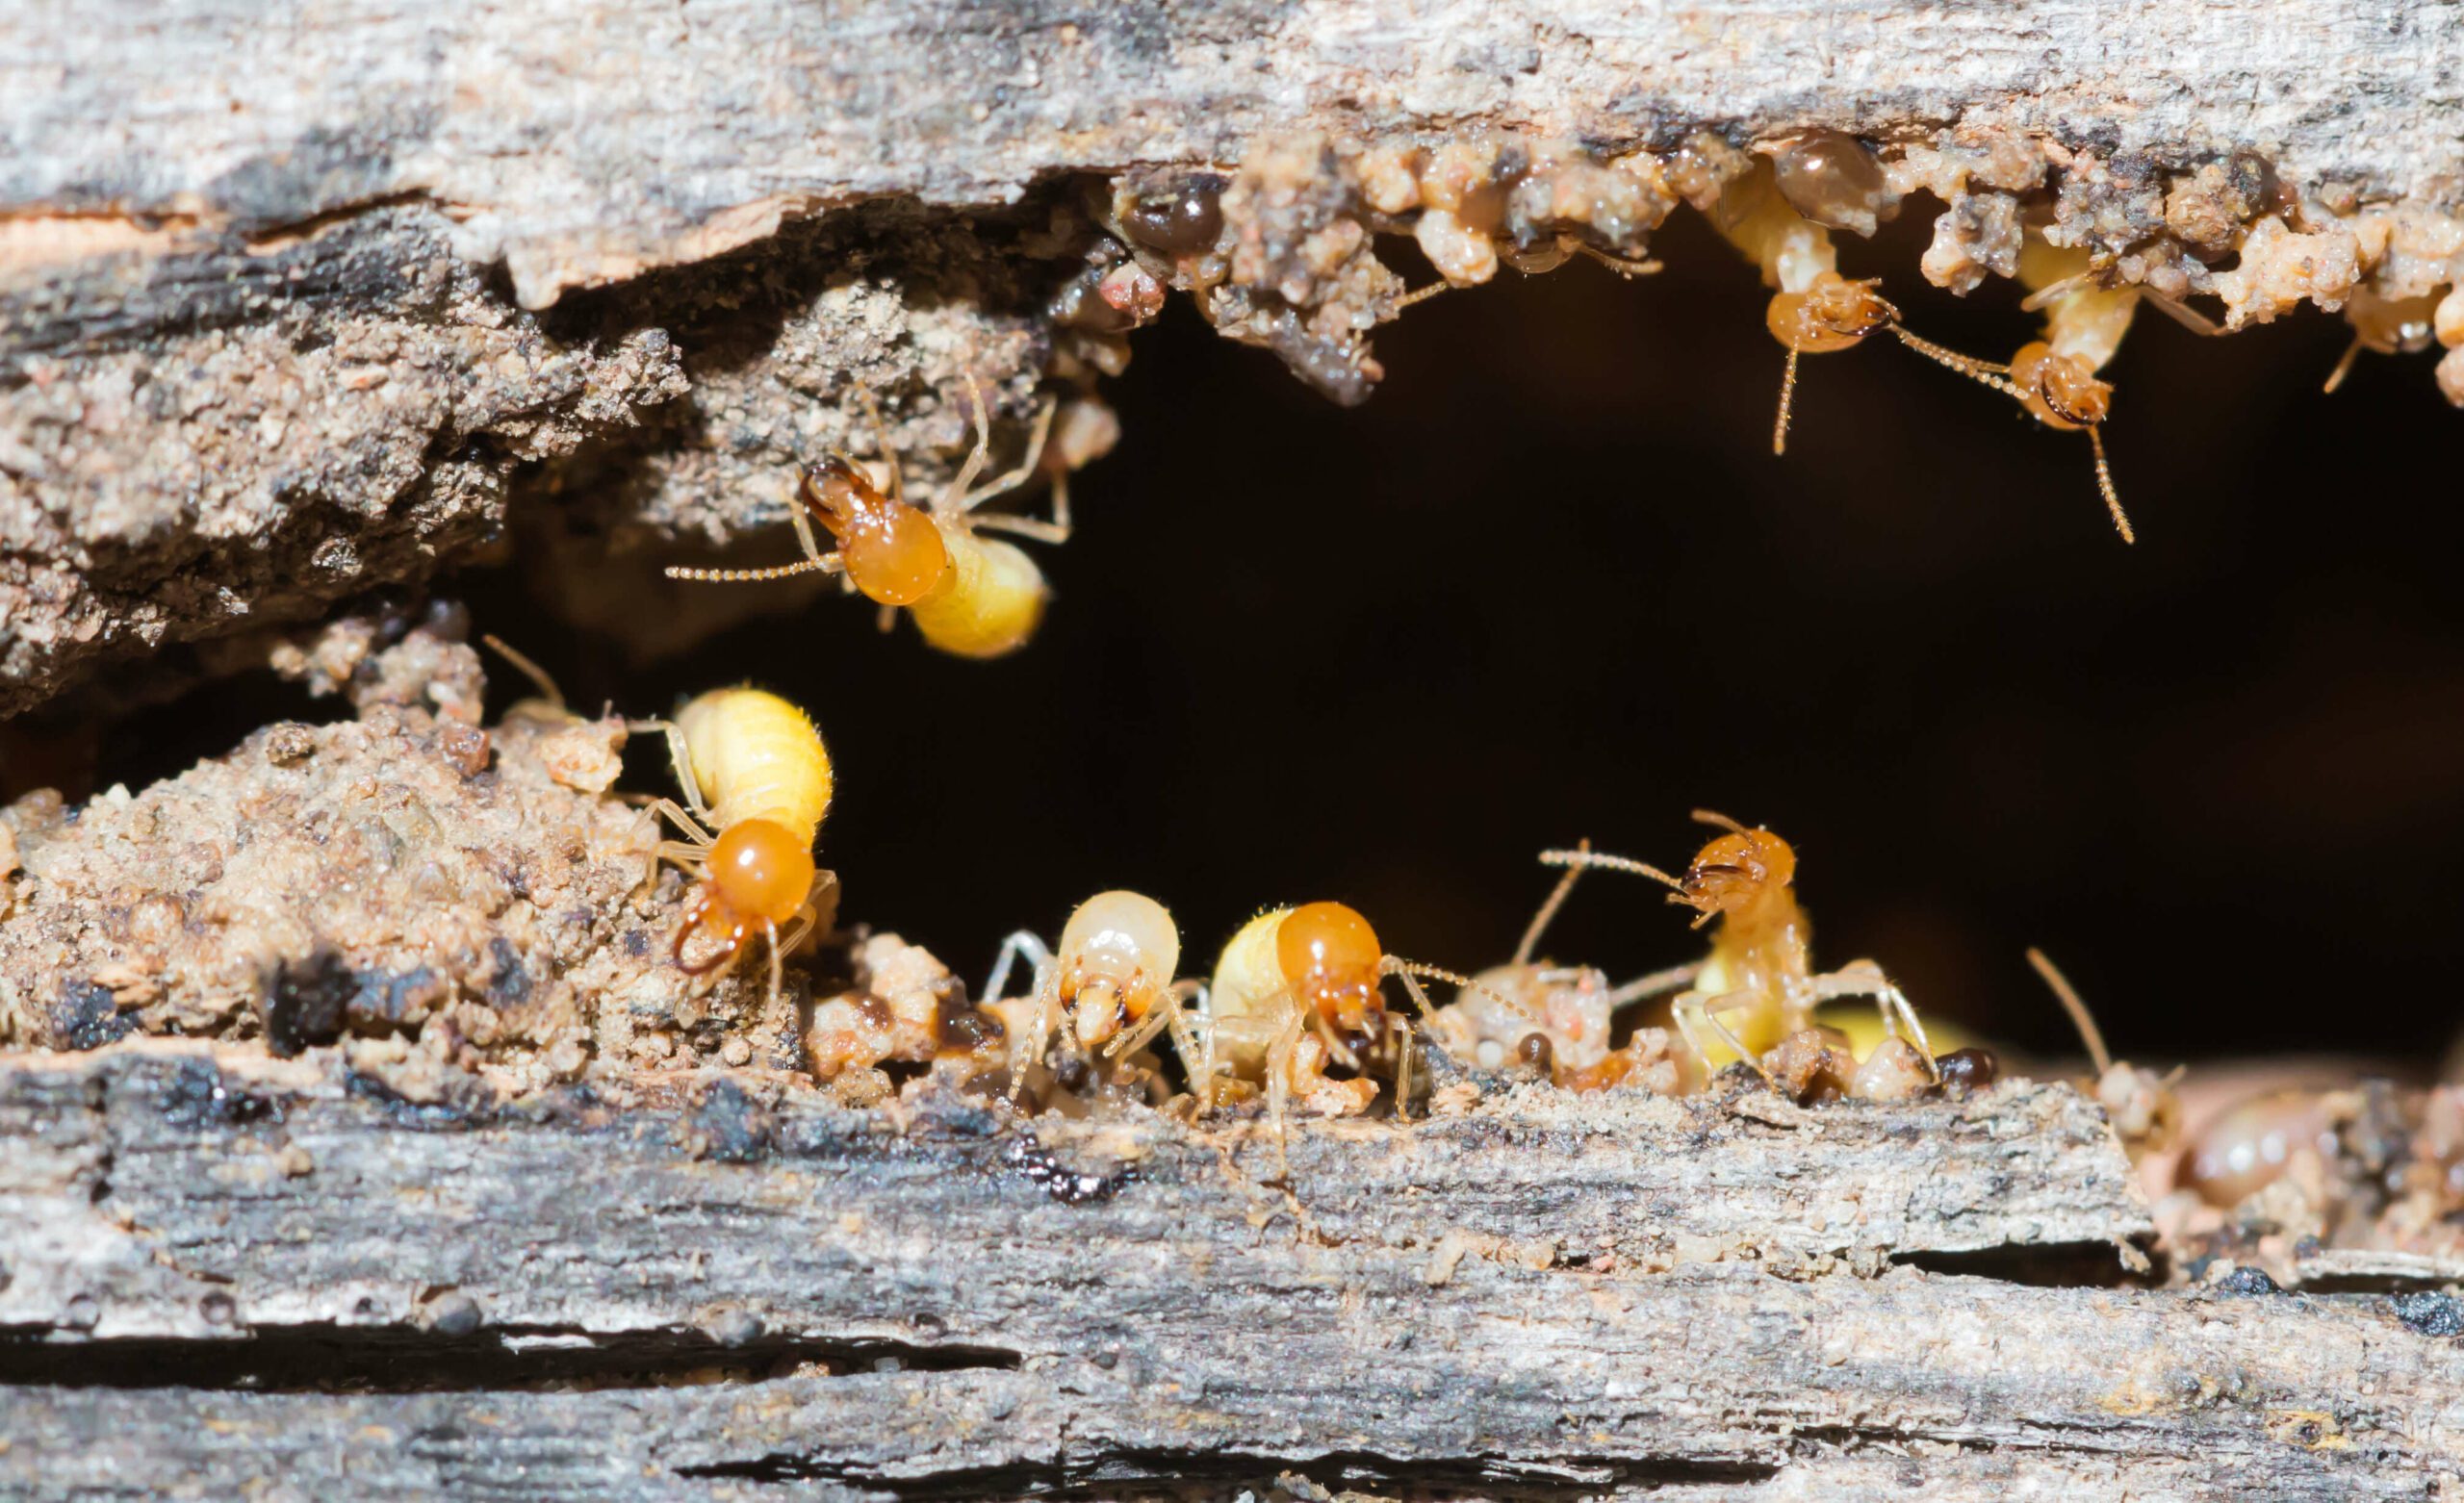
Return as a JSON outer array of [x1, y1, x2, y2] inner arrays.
[[480, 633, 565, 711], [1538, 848, 1683, 890], [2026, 945, 2112, 1076], [849, 381, 904, 501], [1888, 325, 2022, 396], [1513, 837, 1590, 967], [664, 559, 842, 584], [1387, 959, 1533, 1022], [2323, 335, 2365, 395], [1773, 346, 1800, 456], [1690, 809, 1749, 833], [1571, 242, 1662, 278], [2088, 426, 2134, 544], [1394, 282, 1451, 310]]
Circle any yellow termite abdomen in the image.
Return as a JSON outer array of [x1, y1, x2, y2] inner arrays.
[[906, 522, 1049, 660], [1206, 907, 1295, 1083], [674, 687, 833, 848]]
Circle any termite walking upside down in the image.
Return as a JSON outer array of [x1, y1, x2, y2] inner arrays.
[[1707, 140, 1998, 457], [668, 378, 1068, 658]]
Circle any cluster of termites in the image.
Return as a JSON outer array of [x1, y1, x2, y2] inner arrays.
[[460, 124, 2464, 1194], [635, 127, 2460, 668], [585, 671, 1988, 1163]]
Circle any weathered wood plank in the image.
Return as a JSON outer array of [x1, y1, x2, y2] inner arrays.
[[0, 1042, 2144, 1344], [10, 2, 2458, 308], [1, 1043, 2451, 1499]]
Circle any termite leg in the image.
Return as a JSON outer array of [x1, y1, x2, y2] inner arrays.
[[850, 382, 905, 502], [1674, 989, 1775, 1087], [1513, 838, 1591, 967], [983, 930, 1055, 1008], [1812, 959, 1938, 1078], [953, 393, 1062, 520], [647, 796, 716, 850], [939, 375, 996, 510], [1606, 960, 1703, 1008], [480, 634, 568, 712], [630, 720, 715, 825], [1265, 1006, 1306, 1179]]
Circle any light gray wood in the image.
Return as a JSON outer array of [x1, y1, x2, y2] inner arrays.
[[2, 1042, 2451, 1499]]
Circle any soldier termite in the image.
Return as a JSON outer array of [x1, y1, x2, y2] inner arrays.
[[667, 378, 1066, 659], [1540, 812, 1938, 1095], [1198, 901, 1518, 1169], [631, 688, 839, 1009], [981, 890, 1204, 1108]]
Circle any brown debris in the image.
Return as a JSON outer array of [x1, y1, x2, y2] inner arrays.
[[0, 212, 688, 721], [0, 623, 755, 1091]]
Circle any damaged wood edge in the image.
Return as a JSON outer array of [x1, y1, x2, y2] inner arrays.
[[0, 1047, 2450, 1499], [0, 1042, 2149, 1345]]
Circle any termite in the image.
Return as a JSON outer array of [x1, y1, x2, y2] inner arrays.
[[2323, 288, 2445, 394], [1706, 140, 1985, 456], [2026, 946, 2181, 1159], [1198, 902, 1507, 1167], [631, 688, 839, 1009], [1922, 232, 2229, 543], [2176, 1089, 2338, 1210], [982, 889, 1204, 1107], [667, 378, 1066, 659], [1540, 813, 1937, 1094], [1432, 839, 1698, 1091]]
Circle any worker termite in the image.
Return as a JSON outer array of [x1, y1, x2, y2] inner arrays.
[[1430, 840, 1696, 1092], [1539, 813, 1938, 1098], [1704, 138, 1982, 456], [981, 889, 1204, 1108], [666, 379, 1066, 659], [1198, 902, 1513, 1166], [2026, 947, 2181, 1159], [630, 688, 839, 1008]]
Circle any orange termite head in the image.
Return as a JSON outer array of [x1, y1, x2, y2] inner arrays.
[[676, 817, 816, 972], [1277, 901, 1387, 1033], [1674, 828, 1797, 927], [2007, 342, 2112, 430], [1766, 271, 1894, 353], [800, 457, 950, 606]]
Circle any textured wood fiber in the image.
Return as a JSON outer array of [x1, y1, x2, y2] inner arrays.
[[0, 1043, 2454, 1499], [10, 2, 2458, 309]]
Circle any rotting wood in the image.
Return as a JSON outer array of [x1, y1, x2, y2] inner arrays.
[[0, 1042, 2454, 1500]]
